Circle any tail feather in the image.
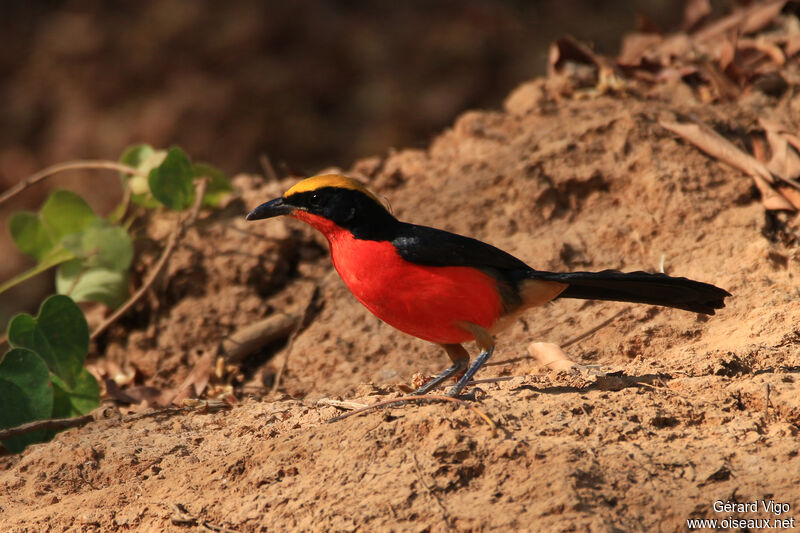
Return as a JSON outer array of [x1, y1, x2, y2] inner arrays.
[[533, 270, 730, 315]]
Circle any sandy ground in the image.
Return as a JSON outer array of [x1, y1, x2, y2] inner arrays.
[[2, 21, 800, 533]]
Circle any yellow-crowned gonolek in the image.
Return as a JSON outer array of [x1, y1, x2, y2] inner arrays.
[[247, 174, 729, 396]]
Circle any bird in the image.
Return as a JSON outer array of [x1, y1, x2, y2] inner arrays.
[[246, 173, 730, 397]]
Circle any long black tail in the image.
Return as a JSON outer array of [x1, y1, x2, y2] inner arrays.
[[534, 270, 730, 315]]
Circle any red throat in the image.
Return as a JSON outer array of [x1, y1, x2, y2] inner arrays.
[[290, 210, 345, 237]]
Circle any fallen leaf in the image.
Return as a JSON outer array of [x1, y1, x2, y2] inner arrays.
[[759, 118, 800, 208], [660, 119, 795, 211], [751, 134, 769, 163], [653, 34, 694, 65], [698, 61, 740, 100], [617, 33, 663, 67], [741, 1, 787, 34], [549, 36, 601, 76], [739, 38, 786, 66], [717, 35, 737, 71], [104, 378, 140, 405], [528, 342, 576, 371], [693, 1, 786, 44], [786, 33, 800, 57], [171, 348, 216, 405], [776, 186, 800, 210], [764, 126, 800, 181], [683, 0, 712, 31], [123, 386, 167, 406]]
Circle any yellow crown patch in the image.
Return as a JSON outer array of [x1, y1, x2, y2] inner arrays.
[[285, 174, 384, 206]]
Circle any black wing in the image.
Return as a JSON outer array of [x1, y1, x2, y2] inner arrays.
[[391, 223, 534, 275]]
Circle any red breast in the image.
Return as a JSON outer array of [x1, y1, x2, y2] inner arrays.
[[292, 210, 503, 344]]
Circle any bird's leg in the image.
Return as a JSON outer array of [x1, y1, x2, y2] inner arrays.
[[448, 323, 495, 397], [413, 344, 469, 395]]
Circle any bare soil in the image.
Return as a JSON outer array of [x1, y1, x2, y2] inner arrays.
[[2, 26, 800, 533]]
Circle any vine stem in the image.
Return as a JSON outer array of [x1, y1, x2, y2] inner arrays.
[[90, 178, 208, 341], [0, 160, 145, 207]]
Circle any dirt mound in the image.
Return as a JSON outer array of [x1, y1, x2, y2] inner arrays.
[[2, 6, 800, 532]]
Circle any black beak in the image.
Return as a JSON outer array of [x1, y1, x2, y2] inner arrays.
[[246, 197, 294, 220]]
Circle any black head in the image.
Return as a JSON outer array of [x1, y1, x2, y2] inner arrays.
[[246, 174, 398, 239]]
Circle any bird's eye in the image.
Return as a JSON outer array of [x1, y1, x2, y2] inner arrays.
[[309, 192, 323, 207]]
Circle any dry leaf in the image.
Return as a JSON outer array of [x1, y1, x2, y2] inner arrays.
[[784, 133, 800, 155], [660, 119, 795, 211], [718, 36, 737, 71], [741, 1, 787, 34], [765, 127, 800, 181], [776, 186, 800, 210], [751, 134, 769, 163], [698, 62, 740, 100], [123, 386, 168, 406], [683, 0, 712, 31], [786, 33, 800, 57], [694, 1, 786, 44], [759, 118, 800, 153], [549, 37, 601, 76], [171, 348, 216, 405], [618, 33, 663, 66], [105, 378, 141, 405], [739, 38, 786, 66], [653, 34, 694, 64], [759, 117, 800, 209], [528, 342, 576, 371]]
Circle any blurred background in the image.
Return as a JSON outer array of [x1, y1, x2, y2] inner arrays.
[[1, 0, 704, 322]]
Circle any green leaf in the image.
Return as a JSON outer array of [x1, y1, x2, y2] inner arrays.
[[50, 369, 99, 419], [40, 190, 96, 243], [131, 150, 168, 201], [120, 144, 165, 204], [2, 189, 99, 298], [56, 260, 129, 308], [9, 211, 54, 261], [7, 294, 89, 388], [61, 220, 133, 271], [148, 147, 195, 210], [0, 348, 53, 453], [130, 192, 164, 209], [119, 143, 155, 178], [0, 247, 74, 297], [193, 162, 232, 207]]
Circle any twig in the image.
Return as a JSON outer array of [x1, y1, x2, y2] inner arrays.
[[0, 160, 145, 207], [316, 398, 368, 410], [222, 313, 299, 364], [202, 521, 239, 533], [327, 394, 497, 434], [561, 307, 630, 348], [90, 219, 180, 340], [90, 178, 208, 341], [0, 398, 232, 444], [0, 406, 119, 440], [170, 503, 197, 526], [469, 376, 515, 385], [0, 413, 94, 440]]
